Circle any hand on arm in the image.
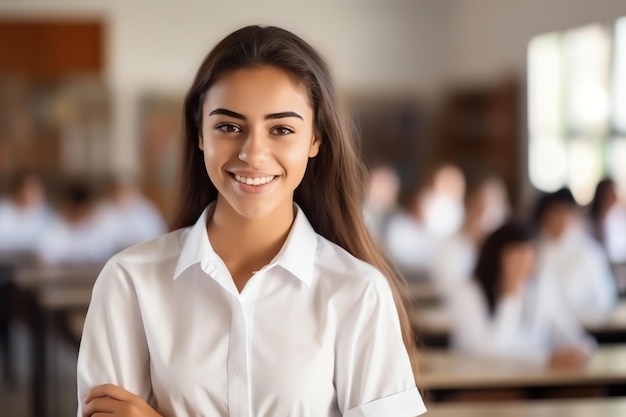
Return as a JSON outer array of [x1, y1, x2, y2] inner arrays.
[[548, 347, 589, 369], [83, 384, 163, 417]]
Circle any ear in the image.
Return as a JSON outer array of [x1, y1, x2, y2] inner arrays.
[[198, 134, 204, 151], [308, 133, 321, 158]]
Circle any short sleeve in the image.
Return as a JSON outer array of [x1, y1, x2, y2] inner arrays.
[[76, 259, 152, 416], [334, 274, 426, 417]]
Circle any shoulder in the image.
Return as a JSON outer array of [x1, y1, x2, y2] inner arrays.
[[313, 235, 392, 301], [316, 235, 386, 281], [107, 227, 187, 267], [93, 228, 187, 288]]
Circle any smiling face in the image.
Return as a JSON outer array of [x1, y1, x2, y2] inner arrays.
[[199, 66, 320, 221]]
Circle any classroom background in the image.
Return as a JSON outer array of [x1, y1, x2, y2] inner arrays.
[[1, 0, 626, 416]]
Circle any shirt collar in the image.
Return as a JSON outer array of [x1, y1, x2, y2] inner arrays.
[[173, 204, 217, 280], [173, 203, 318, 287], [270, 204, 318, 287]]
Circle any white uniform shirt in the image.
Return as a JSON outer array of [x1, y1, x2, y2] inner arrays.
[[537, 226, 617, 327], [77, 204, 425, 417], [449, 279, 595, 365], [37, 209, 118, 265], [431, 233, 476, 293], [99, 198, 167, 251], [0, 199, 52, 252], [602, 204, 626, 263], [383, 211, 438, 279]]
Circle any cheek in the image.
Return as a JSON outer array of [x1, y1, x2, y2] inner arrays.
[[280, 142, 314, 176]]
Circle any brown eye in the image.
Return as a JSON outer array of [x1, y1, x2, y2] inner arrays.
[[270, 126, 294, 136], [216, 124, 242, 133]]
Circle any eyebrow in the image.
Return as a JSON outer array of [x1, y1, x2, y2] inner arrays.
[[208, 108, 303, 121]]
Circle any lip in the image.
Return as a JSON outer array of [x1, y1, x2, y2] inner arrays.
[[227, 171, 279, 194]]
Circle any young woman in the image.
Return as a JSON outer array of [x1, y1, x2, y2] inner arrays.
[[77, 25, 425, 417], [449, 221, 595, 367], [534, 188, 617, 327], [590, 178, 626, 264]]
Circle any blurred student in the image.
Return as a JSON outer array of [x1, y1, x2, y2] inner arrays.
[[0, 171, 53, 253], [534, 188, 617, 327], [449, 222, 594, 367], [432, 174, 509, 293], [423, 163, 465, 239], [363, 163, 401, 242], [590, 178, 626, 264], [383, 183, 439, 280], [100, 176, 167, 251], [37, 181, 116, 265]]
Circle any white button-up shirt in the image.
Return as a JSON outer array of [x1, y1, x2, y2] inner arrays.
[[537, 226, 617, 327], [77, 204, 425, 417], [449, 279, 595, 365]]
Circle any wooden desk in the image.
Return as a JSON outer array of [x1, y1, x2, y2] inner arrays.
[[420, 345, 626, 391], [427, 398, 626, 417], [588, 301, 626, 333], [411, 299, 626, 347], [15, 264, 102, 289], [405, 280, 442, 307]]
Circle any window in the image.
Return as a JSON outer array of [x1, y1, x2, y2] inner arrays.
[[528, 18, 626, 204]]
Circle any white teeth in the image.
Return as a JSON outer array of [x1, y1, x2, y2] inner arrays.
[[234, 174, 275, 186]]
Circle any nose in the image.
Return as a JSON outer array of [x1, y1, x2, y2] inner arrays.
[[238, 129, 269, 166]]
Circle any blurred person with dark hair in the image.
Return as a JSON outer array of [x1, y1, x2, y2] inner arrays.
[[37, 180, 116, 265], [432, 174, 509, 293], [590, 178, 626, 264], [363, 163, 401, 242], [383, 181, 439, 280], [449, 221, 594, 367], [534, 187, 617, 327], [100, 175, 167, 251], [0, 171, 53, 252]]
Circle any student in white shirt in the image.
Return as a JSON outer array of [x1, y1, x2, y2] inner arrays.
[[383, 182, 439, 281], [0, 171, 53, 253], [432, 174, 509, 293], [77, 25, 425, 417], [590, 178, 626, 264], [534, 188, 617, 327], [37, 181, 117, 265], [99, 176, 167, 252], [363, 163, 401, 243], [449, 221, 594, 367]]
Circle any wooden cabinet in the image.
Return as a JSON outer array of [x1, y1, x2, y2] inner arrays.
[[435, 78, 521, 206], [0, 20, 104, 183]]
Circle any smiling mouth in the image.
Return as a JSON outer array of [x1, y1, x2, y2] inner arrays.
[[233, 174, 276, 186]]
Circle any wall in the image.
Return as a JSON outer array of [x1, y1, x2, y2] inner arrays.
[[442, 0, 626, 207], [0, 0, 449, 174]]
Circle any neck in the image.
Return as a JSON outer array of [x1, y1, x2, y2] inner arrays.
[[207, 197, 295, 290]]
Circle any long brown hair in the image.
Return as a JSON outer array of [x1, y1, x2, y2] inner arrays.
[[173, 25, 418, 373]]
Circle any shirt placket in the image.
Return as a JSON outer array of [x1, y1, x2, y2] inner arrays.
[[227, 272, 263, 417], [227, 299, 250, 417]]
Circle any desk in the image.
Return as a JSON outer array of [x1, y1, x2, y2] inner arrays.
[[15, 264, 102, 289], [405, 280, 442, 307], [420, 345, 626, 393], [411, 300, 626, 348], [426, 398, 626, 417], [13, 264, 101, 417]]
